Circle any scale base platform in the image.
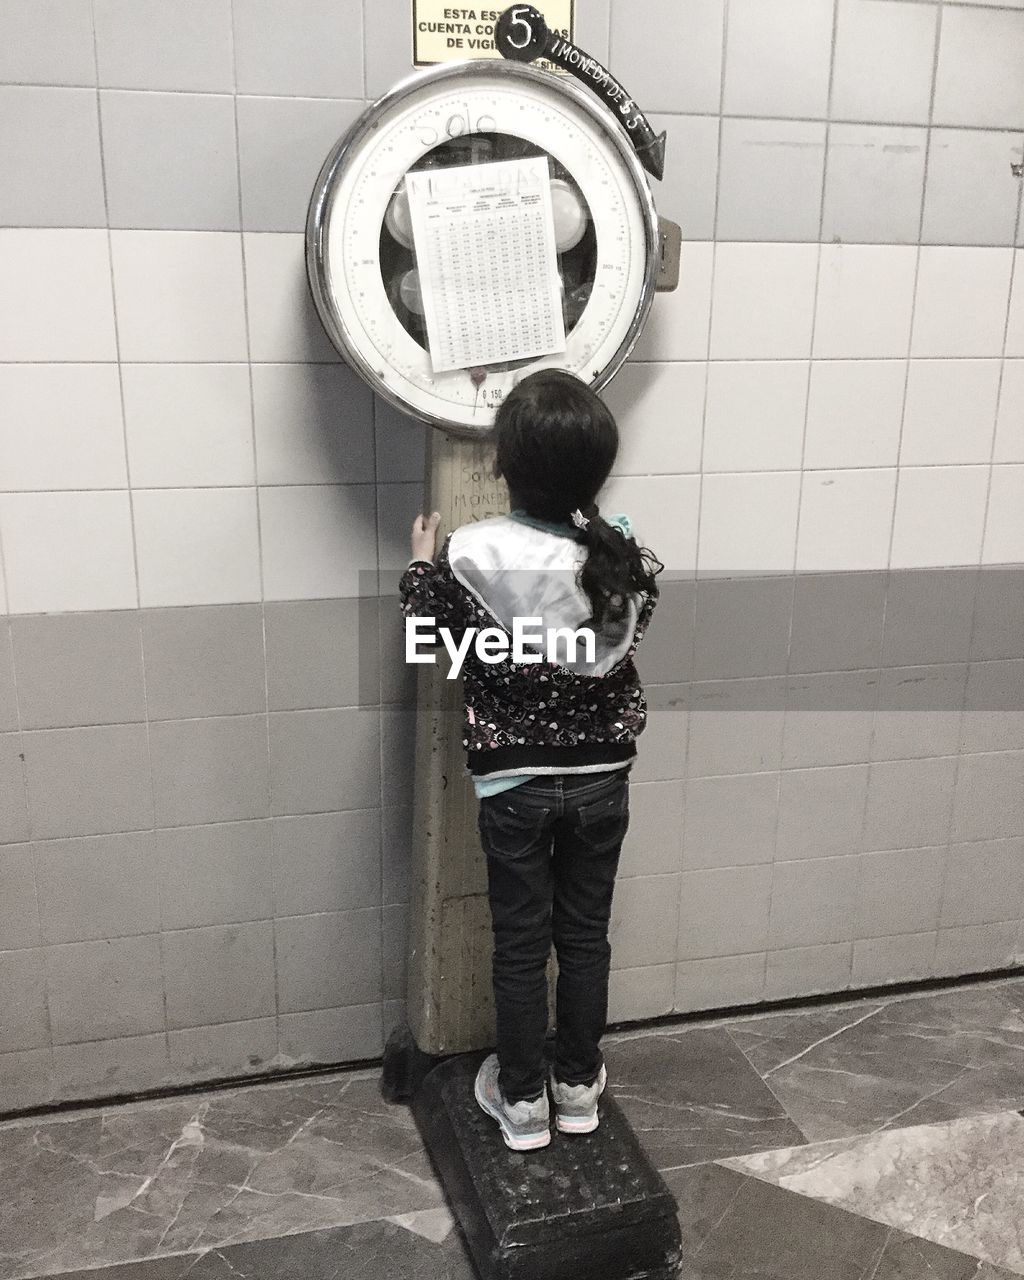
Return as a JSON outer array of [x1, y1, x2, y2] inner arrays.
[[410, 1053, 683, 1280]]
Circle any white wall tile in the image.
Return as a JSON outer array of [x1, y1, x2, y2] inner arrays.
[[605, 364, 705, 475], [648, 114, 719, 242], [911, 246, 1014, 358], [699, 472, 801, 574], [253, 364, 374, 485], [133, 488, 261, 608], [923, 130, 1023, 248], [711, 244, 818, 360], [377, 481, 425, 581], [891, 466, 990, 568], [983, 465, 1024, 564], [0, 0, 97, 86], [675, 953, 766, 1011], [723, 0, 834, 119], [0, 492, 137, 614], [0, 229, 116, 360], [600, 476, 700, 576], [94, 0, 235, 92], [677, 864, 773, 960], [994, 360, 1024, 462], [0, 366, 127, 490], [814, 245, 918, 359], [631, 242, 713, 361], [704, 362, 808, 472], [122, 365, 256, 488], [232, 0, 364, 98], [821, 124, 927, 246], [901, 360, 1002, 465], [933, 6, 1024, 130], [611, 0, 725, 115], [804, 361, 905, 469], [797, 469, 897, 572], [716, 119, 826, 243], [0, 86, 106, 228], [765, 942, 853, 999], [1007, 253, 1024, 357], [260, 484, 378, 599], [111, 231, 248, 362], [244, 232, 340, 363], [831, 0, 938, 126]]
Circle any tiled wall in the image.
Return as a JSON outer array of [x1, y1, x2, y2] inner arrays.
[[1, 0, 1023, 1112]]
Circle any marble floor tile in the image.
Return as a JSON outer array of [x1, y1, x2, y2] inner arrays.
[[0, 1072, 444, 1280], [723, 985, 1024, 1140], [605, 1027, 807, 1170], [723, 1111, 1024, 1274], [664, 1162, 1018, 1280]]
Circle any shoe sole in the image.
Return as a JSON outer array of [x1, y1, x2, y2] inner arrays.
[[553, 1069, 607, 1136], [474, 1074, 551, 1152]]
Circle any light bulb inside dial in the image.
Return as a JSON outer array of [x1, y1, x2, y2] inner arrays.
[[399, 268, 425, 315], [385, 189, 414, 248], [549, 178, 587, 252]]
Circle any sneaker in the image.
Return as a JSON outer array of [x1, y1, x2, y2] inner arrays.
[[474, 1054, 551, 1151], [550, 1064, 607, 1134]]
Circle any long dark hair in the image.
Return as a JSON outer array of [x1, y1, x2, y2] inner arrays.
[[492, 369, 662, 627]]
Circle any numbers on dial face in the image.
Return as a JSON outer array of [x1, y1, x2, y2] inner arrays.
[[318, 70, 652, 432]]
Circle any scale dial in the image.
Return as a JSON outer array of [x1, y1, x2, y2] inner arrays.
[[307, 60, 660, 436]]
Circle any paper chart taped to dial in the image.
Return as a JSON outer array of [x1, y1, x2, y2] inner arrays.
[[405, 156, 567, 374]]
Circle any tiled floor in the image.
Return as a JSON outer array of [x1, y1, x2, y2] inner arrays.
[[3, 976, 1023, 1279]]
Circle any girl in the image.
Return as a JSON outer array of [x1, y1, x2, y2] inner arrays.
[[400, 369, 661, 1152]]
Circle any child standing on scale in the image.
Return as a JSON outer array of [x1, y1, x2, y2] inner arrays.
[[399, 369, 662, 1152]]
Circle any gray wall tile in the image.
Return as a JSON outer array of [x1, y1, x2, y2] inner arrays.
[[765, 942, 853, 1000], [272, 810, 382, 916], [952, 750, 1024, 841], [100, 91, 240, 232], [157, 821, 273, 930], [782, 673, 878, 768], [269, 707, 381, 815], [45, 933, 164, 1043], [831, 0, 937, 125], [863, 756, 957, 851], [275, 907, 383, 1012], [94, 0, 235, 91], [636, 581, 694, 686], [933, 921, 1018, 976], [677, 864, 772, 959], [769, 856, 861, 948], [265, 598, 379, 711], [687, 678, 786, 778], [162, 921, 276, 1029], [611, 875, 680, 968], [611, 0, 725, 115], [856, 846, 946, 938], [142, 606, 266, 721], [35, 832, 159, 944], [923, 130, 1023, 247], [0, 0, 96, 86], [380, 596, 416, 705], [649, 113, 720, 242], [374, 398, 428, 485], [252, 363, 374, 485], [53, 1032, 169, 1101], [693, 578, 792, 681], [381, 793, 411, 906], [632, 685, 689, 782], [608, 964, 675, 1022], [790, 573, 886, 674], [872, 665, 968, 761], [776, 765, 868, 860], [0, 625, 16, 731], [382, 901, 408, 1000], [822, 124, 927, 245], [0, 845, 39, 950], [682, 773, 779, 870], [168, 1017, 278, 1082], [233, 0, 364, 97], [22, 724, 152, 840], [0, 87, 105, 227], [882, 572, 977, 666], [278, 1002, 384, 1064], [933, 7, 1024, 130], [12, 612, 145, 730], [0, 948, 48, 1051], [619, 781, 685, 878], [961, 660, 1024, 753], [150, 716, 270, 828], [0, 734, 29, 845], [852, 932, 936, 987], [724, 0, 834, 119], [973, 569, 1024, 660], [675, 953, 766, 1012], [0, 1047, 54, 1112], [941, 837, 1024, 927], [717, 119, 826, 243], [238, 96, 363, 232]]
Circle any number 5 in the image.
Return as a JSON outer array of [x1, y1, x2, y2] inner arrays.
[[508, 4, 534, 48]]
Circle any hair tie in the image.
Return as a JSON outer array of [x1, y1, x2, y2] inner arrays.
[[571, 509, 590, 530]]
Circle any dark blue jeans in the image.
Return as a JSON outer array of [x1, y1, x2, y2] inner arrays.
[[477, 768, 630, 1104]]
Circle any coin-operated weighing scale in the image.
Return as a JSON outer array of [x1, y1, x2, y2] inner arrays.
[[307, 9, 683, 1278]]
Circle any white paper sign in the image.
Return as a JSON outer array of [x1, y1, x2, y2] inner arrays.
[[405, 157, 567, 373]]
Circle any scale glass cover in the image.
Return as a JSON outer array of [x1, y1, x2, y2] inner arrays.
[[307, 59, 661, 436]]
